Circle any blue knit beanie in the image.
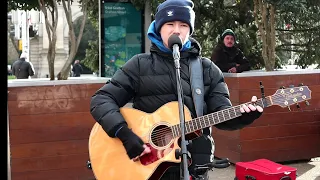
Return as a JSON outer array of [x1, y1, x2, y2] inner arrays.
[[155, 0, 195, 35]]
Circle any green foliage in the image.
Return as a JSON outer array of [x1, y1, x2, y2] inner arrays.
[[7, 0, 60, 11], [8, 0, 41, 11], [73, 15, 98, 62], [10, 0, 319, 71], [8, 75, 16, 79], [276, 0, 320, 68], [82, 40, 99, 72]]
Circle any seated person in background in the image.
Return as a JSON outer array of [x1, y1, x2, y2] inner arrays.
[[210, 29, 250, 73]]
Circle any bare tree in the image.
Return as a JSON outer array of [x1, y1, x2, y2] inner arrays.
[[38, 0, 59, 80], [57, 0, 88, 80], [253, 0, 276, 71]]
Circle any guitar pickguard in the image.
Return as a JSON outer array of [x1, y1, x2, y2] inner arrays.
[[140, 143, 175, 166]]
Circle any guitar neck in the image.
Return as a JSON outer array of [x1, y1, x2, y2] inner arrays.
[[171, 96, 272, 137]]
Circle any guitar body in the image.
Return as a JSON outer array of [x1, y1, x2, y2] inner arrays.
[[89, 101, 198, 180], [89, 85, 312, 180]]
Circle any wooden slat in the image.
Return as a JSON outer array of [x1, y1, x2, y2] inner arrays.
[[212, 127, 240, 138], [10, 126, 92, 145], [11, 153, 90, 173], [228, 89, 239, 103], [225, 78, 239, 89], [213, 147, 240, 163], [11, 167, 95, 180], [11, 139, 89, 159], [211, 134, 241, 152], [8, 98, 91, 116], [249, 111, 318, 127], [240, 122, 320, 140], [240, 134, 320, 153], [237, 74, 319, 90], [9, 112, 95, 130], [240, 147, 320, 163], [86, 83, 105, 97], [8, 84, 90, 101]]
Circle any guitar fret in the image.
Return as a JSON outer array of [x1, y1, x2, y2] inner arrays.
[[170, 94, 284, 138], [199, 118, 203, 129], [195, 119, 198, 130], [190, 121, 194, 132], [204, 116, 208, 128], [217, 111, 221, 122], [199, 117, 203, 129], [187, 121, 191, 133], [233, 108, 237, 117], [213, 113, 219, 123]]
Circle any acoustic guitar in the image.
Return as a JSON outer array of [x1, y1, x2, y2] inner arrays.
[[88, 86, 311, 180]]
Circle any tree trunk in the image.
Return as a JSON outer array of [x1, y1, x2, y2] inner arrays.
[[253, 0, 276, 71], [57, 0, 88, 80], [38, 0, 59, 80]]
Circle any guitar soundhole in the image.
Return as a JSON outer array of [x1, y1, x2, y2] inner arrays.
[[150, 125, 173, 148]]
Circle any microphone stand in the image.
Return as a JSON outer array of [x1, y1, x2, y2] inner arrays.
[[172, 44, 190, 180]]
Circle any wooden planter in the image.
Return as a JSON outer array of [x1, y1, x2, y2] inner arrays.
[[212, 70, 320, 163], [7, 70, 320, 179], [8, 78, 108, 180]]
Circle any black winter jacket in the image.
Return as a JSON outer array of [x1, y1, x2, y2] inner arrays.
[[12, 58, 34, 79], [211, 44, 250, 73], [90, 38, 255, 138]]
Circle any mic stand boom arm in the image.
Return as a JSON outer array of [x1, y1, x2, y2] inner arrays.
[[172, 44, 190, 180]]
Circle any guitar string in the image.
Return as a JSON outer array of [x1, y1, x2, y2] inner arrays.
[[150, 92, 306, 138], [149, 98, 266, 139], [147, 94, 307, 144], [148, 95, 300, 143]]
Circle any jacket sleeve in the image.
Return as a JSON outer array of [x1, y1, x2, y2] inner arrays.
[[28, 63, 34, 76], [90, 55, 140, 137], [211, 46, 236, 72], [235, 50, 250, 73], [11, 62, 16, 76], [205, 61, 253, 130]]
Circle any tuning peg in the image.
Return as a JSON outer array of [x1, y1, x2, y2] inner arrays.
[[298, 83, 304, 86], [296, 103, 300, 109], [288, 106, 291, 111], [289, 85, 294, 88], [305, 101, 310, 106]]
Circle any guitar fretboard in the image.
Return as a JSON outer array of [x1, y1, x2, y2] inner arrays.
[[170, 97, 272, 137]]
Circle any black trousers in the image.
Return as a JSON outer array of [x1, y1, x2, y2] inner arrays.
[[160, 134, 214, 180]]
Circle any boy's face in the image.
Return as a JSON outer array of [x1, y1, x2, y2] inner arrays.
[[160, 21, 190, 49], [223, 35, 235, 48]]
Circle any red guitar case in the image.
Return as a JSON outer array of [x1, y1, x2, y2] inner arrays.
[[235, 159, 297, 180]]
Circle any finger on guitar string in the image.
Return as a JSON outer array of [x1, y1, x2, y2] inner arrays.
[[251, 95, 264, 112], [256, 105, 263, 112], [248, 104, 257, 111], [241, 104, 250, 113]]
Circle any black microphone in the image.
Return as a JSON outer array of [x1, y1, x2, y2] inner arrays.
[[168, 34, 183, 60]]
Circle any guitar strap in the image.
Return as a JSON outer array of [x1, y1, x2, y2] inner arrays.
[[189, 56, 210, 135]]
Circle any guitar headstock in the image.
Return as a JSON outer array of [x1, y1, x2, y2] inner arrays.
[[271, 85, 312, 108]]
